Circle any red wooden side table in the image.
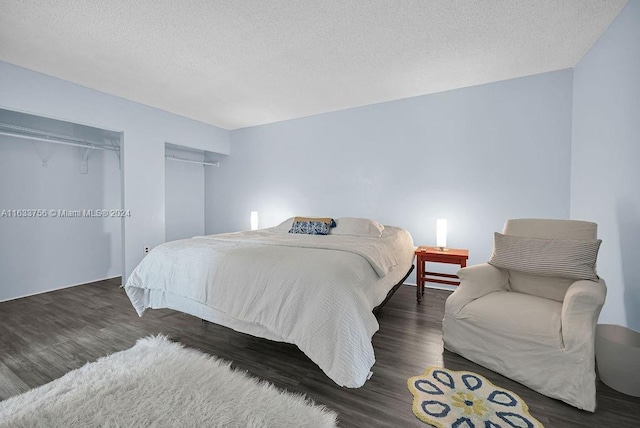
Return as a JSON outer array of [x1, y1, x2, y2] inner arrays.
[[415, 246, 469, 302]]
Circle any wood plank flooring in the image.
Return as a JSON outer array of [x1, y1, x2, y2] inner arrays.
[[1, 279, 639, 426]]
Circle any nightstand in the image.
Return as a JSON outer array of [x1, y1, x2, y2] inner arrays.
[[415, 246, 469, 302]]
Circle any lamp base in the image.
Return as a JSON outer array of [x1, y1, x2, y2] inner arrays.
[[438, 247, 450, 252]]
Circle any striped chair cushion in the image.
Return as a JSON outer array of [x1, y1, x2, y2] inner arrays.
[[488, 232, 601, 281]]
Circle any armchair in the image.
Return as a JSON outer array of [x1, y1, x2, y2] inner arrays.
[[442, 219, 606, 411]]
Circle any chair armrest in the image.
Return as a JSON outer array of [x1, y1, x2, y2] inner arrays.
[[561, 279, 607, 351], [445, 263, 509, 316]]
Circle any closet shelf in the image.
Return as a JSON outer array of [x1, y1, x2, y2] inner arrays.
[[165, 154, 219, 167], [0, 122, 120, 152], [0, 121, 121, 173]]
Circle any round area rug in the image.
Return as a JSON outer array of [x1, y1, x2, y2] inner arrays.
[[407, 366, 544, 428]]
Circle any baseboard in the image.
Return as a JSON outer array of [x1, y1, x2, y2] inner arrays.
[[0, 276, 122, 303]]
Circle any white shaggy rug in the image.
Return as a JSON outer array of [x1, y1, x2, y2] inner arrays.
[[0, 336, 338, 427]]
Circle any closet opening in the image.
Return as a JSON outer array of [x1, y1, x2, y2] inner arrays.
[[0, 108, 124, 301], [164, 142, 221, 242]]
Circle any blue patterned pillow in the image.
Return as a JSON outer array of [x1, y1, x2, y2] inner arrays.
[[289, 217, 335, 235]]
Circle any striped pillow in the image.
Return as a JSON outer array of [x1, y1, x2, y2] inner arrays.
[[488, 232, 601, 281]]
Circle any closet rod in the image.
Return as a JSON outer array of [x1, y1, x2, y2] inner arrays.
[[0, 131, 120, 152], [165, 154, 219, 167], [0, 123, 119, 152]]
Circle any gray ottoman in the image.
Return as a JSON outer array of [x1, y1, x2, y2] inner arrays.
[[595, 324, 640, 397]]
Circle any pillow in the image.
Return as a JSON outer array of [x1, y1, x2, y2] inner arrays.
[[288, 217, 335, 235], [488, 232, 601, 281], [273, 217, 295, 232], [330, 217, 384, 237], [274, 217, 336, 233]]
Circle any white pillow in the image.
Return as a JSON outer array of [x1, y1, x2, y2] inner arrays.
[[330, 217, 384, 237], [272, 217, 295, 232]]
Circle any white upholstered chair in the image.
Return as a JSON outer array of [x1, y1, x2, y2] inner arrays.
[[442, 219, 606, 411]]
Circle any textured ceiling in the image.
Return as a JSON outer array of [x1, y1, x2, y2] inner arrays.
[[0, 1, 627, 130]]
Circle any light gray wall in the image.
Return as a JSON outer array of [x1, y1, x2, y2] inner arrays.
[[206, 70, 574, 279], [571, 0, 640, 330], [165, 158, 205, 242], [0, 135, 121, 301], [0, 61, 230, 288]]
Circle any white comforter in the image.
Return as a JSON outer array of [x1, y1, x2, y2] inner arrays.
[[125, 226, 414, 387]]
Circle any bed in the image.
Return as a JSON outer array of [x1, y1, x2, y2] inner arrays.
[[124, 217, 415, 388]]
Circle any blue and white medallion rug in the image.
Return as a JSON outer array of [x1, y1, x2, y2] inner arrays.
[[408, 366, 544, 428]]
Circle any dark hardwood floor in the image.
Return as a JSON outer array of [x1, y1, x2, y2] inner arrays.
[[1, 280, 639, 427]]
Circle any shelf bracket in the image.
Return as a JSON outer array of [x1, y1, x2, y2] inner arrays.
[[105, 137, 122, 170], [31, 141, 50, 168], [80, 147, 91, 174]]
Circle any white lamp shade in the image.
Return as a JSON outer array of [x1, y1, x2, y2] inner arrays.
[[436, 219, 447, 248], [250, 211, 259, 231]]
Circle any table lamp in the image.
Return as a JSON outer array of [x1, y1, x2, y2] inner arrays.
[[250, 211, 259, 231], [437, 218, 448, 251]]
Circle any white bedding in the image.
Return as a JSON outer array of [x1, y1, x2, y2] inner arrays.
[[125, 225, 414, 387]]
